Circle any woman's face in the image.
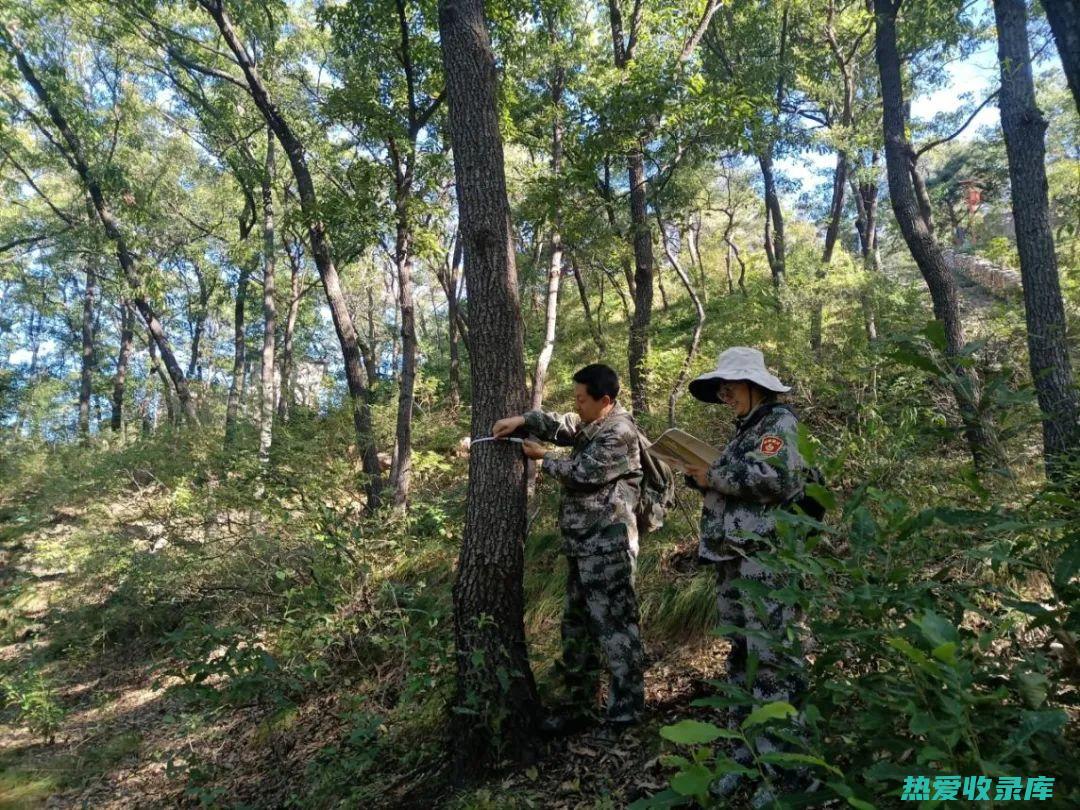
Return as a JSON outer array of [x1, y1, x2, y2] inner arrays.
[[717, 380, 754, 416]]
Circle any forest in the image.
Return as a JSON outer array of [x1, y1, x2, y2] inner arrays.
[[0, 0, 1078, 806]]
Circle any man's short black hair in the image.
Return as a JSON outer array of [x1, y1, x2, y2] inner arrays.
[[572, 363, 620, 401]]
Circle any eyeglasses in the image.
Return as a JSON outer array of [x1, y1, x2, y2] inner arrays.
[[716, 382, 738, 397]]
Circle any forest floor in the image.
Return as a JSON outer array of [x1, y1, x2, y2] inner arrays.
[[0, 479, 734, 808]]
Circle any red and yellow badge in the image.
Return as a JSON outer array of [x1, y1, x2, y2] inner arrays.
[[759, 434, 784, 456]]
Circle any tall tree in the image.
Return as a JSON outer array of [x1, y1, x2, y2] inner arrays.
[[605, 0, 721, 415], [437, 0, 540, 778], [1040, 0, 1080, 114], [994, 0, 1080, 477], [873, 0, 998, 469], [258, 128, 276, 465], [110, 300, 134, 433], [193, 0, 384, 509], [78, 263, 95, 440]]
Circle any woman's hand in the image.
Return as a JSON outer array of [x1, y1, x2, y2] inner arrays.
[[521, 439, 547, 460], [684, 463, 709, 489], [492, 414, 525, 438]]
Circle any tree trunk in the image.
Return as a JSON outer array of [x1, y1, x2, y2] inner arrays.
[[758, 147, 786, 286], [3, 36, 199, 424], [571, 261, 605, 358], [187, 266, 209, 381], [259, 129, 277, 465], [438, 0, 540, 779], [79, 265, 95, 441], [658, 214, 705, 427], [111, 300, 134, 433], [201, 0, 383, 509], [687, 214, 707, 304], [438, 234, 464, 406], [390, 187, 418, 511], [995, 0, 1080, 477], [226, 257, 253, 441], [874, 0, 998, 470], [279, 238, 303, 422], [626, 147, 655, 415], [531, 65, 565, 413], [811, 150, 848, 355], [149, 334, 177, 425], [1040, 0, 1080, 115]]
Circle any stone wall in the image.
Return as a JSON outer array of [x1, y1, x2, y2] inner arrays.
[[942, 249, 1022, 297]]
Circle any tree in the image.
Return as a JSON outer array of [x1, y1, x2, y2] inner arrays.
[[324, 0, 446, 511], [258, 128, 276, 465], [189, 0, 384, 508], [604, 0, 721, 415], [0, 23, 199, 425], [437, 0, 540, 778], [994, 0, 1080, 477], [1041, 0, 1080, 115], [873, 0, 998, 470]]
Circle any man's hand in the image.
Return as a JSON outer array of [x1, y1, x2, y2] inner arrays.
[[521, 439, 547, 460], [685, 463, 709, 489], [492, 415, 525, 438]]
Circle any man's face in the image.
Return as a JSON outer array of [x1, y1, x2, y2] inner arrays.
[[573, 383, 610, 424]]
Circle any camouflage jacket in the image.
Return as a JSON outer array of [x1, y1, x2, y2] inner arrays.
[[687, 402, 807, 561], [523, 403, 643, 557]]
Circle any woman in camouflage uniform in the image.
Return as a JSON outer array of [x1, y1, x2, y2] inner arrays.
[[683, 346, 811, 802]]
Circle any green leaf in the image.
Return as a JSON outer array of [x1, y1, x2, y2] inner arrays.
[[1054, 536, 1080, 589], [931, 642, 957, 665], [741, 701, 797, 729], [660, 719, 734, 745], [670, 763, 713, 797], [887, 637, 935, 673], [759, 752, 842, 776], [923, 320, 947, 351], [1015, 671, 1049, 709], [889, 348, 940, 376], [805, 483, 836, 511], [916, 611, 957, 648]]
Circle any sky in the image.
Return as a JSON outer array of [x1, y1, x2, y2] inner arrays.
[[776, 36, 1002, 206]]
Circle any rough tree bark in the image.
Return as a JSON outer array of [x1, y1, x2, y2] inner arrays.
[[874, 0, 998, 469], [110, 300, 134, 433], [259, 129, 277, 465], [438, 0, 540, 779], [995, 0, 1080, 477], [1040, 0, 1080, 115], [2, 35, 199, 424], [199, 0, 382, 508]]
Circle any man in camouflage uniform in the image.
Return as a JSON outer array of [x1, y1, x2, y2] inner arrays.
[[492, 363, 645, 731], [684, 347, 811, 799]]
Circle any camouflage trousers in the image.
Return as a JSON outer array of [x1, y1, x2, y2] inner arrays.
[[715, 554, 807, 764], [557, 548, 645, 723]]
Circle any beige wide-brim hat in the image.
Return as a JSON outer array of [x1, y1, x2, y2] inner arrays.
[[688, 346, 791, 402]]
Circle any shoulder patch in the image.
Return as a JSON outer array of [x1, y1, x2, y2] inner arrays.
[[759, 434, 784, 456]]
